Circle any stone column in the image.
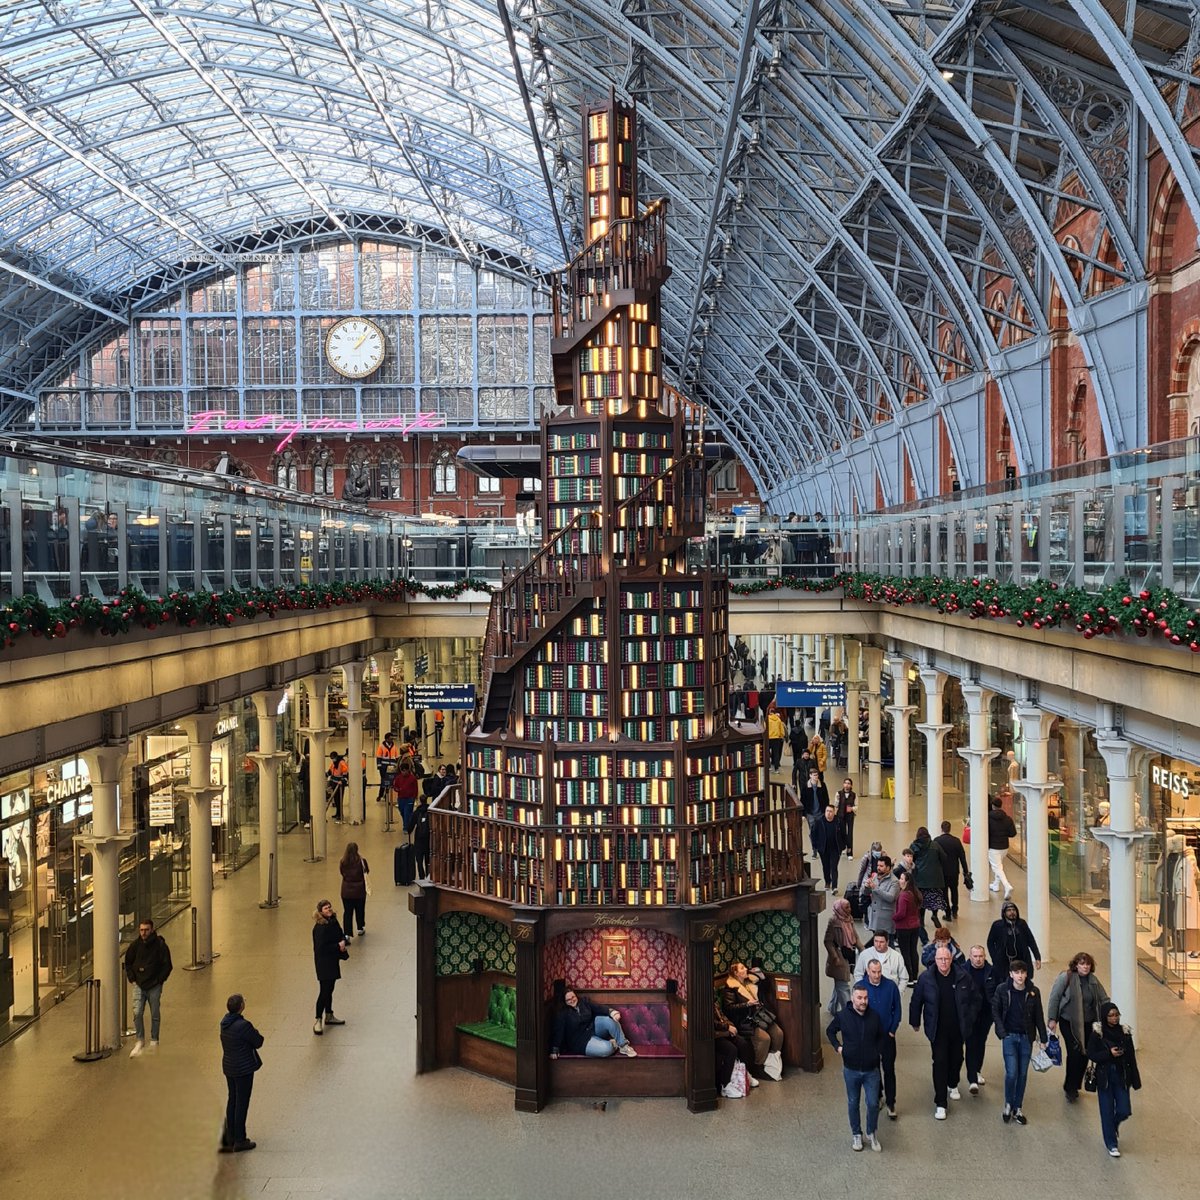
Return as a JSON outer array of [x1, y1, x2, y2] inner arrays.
[[885, 657, 917, 823], [1093, 730, 1153, 1035], [374, 648, 396, 747], [1013, 699, 1060, 966], [399, 642, 418, 741], [79, 742, 130, 1050], [917, 667, 952, 832], [302, 673, 333, 862], [864, 646, 884, 799], [250, 689, 288, 908], [342, 661, 367, 825], [177, 712, 220, 966], [958, 684, 998, 903]]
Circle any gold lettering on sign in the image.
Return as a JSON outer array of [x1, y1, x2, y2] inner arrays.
[[698, 923, 719, 941], [513, 923, 533, 941], [592, 913, 641, 927]]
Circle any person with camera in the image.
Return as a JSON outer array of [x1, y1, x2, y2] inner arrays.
[[721, 960, 784, 1080]]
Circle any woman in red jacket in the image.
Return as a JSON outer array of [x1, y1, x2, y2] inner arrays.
[[893, 873, 923, 987]]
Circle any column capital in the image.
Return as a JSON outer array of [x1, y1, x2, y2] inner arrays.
[[959, 683, 995, 715], [177, 711, 220, 744], [81, 742, 129, 784], [341, 660, 368, 685], [304, 672, 333, 696], [251, 688, 288, 723], [74, 832, 133, 853], [884, 704, 918, 723], [918, 667, 946, 697], [345, 709, 368, 724], [248, 750, 289, 767], [1012, 779, 1063, 803], [916, 723, 952, 745], [957, 746, 999, 766], [176, 784, 224, 802], [1014, 702, 1055, 743], [1089, 827, 1156, 849], [1094, 733, 1139, 779]]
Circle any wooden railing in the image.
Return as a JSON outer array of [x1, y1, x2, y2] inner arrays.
[[611, 452, 706, 568], [428, 783, 804, 907], [551, 201, 669, 347]]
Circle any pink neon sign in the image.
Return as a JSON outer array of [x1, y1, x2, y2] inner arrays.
[[185, 410, 446, 452]]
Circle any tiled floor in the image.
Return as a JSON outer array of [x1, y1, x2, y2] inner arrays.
[[2, 778, 1195, 1200]]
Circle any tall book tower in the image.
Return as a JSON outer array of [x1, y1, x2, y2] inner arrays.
[[461, 91, 769, 909]]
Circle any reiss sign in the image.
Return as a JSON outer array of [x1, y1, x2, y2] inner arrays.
[[186, 409, 446, 452]]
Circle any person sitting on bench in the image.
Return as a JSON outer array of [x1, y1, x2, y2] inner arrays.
[[550, 988, 638, 1058]]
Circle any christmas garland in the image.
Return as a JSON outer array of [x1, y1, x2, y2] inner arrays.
[[727, 572, 1200, 650], [0, 576, 494, 650], [1, 571, 1196, 654]]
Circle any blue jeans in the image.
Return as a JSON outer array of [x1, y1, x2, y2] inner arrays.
[[132, 983, 163, 1041], [1001, 1033, 1032, 1110], [843, 1066, 881, 1135], [585, 1014, 628, 1056], [1097, 1066, 1132, 1150], [223, 1073, 255, 1145]]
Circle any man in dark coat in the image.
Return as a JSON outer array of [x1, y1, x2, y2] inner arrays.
[[934, 820, 971, 919], [124, 917, 173, 1056], [987, 900, 1042, 983], [909, 945, 982, 1120], [219, 993, 265, 1152], [811, 804, 846, 890]]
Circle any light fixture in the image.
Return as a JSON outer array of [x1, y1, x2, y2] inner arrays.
[[941, 68, 955, 81]]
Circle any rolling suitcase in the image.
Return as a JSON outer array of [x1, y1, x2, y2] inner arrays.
[[395, 843, 415, 886]]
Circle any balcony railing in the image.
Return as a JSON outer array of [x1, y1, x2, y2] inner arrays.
[[428, 781, 804, 907]]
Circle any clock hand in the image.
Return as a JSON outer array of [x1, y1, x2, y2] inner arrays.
[[353, 334, 369, 349]]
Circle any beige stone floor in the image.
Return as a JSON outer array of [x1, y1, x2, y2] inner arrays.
[[1, 773, 1191, 1200]]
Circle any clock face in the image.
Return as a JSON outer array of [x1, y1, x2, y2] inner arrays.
[[325, 317, 386, 379]]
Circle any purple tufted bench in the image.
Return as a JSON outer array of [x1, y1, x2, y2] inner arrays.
[[549, 992, 685, 1099]]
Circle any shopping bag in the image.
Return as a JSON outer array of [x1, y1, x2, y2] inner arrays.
[[1045, 1034, 1062, 1066], [1031, 1046, 1054, 1072]]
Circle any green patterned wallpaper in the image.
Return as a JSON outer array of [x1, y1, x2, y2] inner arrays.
[[436, 911, 516, 977], [714, 912, 802, 976]]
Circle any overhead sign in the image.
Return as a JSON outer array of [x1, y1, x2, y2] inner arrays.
[[775, 681, 846, 709], [405, 684, 476, 711], [415, 654, 429, 679]]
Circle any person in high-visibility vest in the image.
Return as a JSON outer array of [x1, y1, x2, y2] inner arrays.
[[432, 709, 445, 756], [375, 731, 399, 801], [326, 752, 349, 822]]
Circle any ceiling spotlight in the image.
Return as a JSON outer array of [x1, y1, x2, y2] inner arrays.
[[940, 69, 955, 81]]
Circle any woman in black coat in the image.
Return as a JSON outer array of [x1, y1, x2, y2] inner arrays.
[[219, 993, 264, 1152], [312, 899, 348, 1035], [1086, 1001, 1141, 1157]]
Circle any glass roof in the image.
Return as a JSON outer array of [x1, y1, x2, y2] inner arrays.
[[0, 0, 1197, 508]]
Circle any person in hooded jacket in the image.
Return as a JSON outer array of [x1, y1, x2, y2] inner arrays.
[[909, 827, 948, 938], [987, 900, 1042, 984], [219, 993, 264, 1153], [1086, 1000, 1141, 1157]]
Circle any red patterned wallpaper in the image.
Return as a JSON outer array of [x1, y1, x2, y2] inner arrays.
[[543, 927, 687, 999]]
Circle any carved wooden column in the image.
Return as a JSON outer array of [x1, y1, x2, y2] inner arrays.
[[797, 881, 826, 1072], [686, 912, 719, 1112], [513, 910, 546, 1113], [409, 886, 440, 1075]]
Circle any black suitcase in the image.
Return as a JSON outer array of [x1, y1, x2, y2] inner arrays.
[[395, 843, 415, 886], [843, 882, 862, 920]]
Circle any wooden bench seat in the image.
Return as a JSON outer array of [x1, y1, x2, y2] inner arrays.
[[456, 983, 517, 1084]]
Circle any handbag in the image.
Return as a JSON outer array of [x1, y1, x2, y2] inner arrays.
[[963, 871, 974, 891], [752, 1007, 778, 1030], [362, 862, 372, 896], [1083, 1060, 1098, 1092], [1045, 1033, 1062, 1066]]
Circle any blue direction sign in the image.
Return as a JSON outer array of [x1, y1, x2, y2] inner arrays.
[[415, 654, 429, 679], [774, 680, 846, 709], [405, 683, 476, 711]]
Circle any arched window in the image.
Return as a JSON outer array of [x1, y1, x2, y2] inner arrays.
[[311, 447, 335, 495], [1188, 349, 1200, 438], [272, 450, 298, 489], [378, 454, 402, 500], [432, 449, 457, 494]]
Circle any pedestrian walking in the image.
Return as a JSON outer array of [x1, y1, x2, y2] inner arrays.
[[124, 917, 173, 1057], [339, 842, 370, 939], [1048, 952, 1109, 1102], [858, 957, 902, 1120], [987, 795, 1017, 899], [825, 898, 862, 1015], [909, 945, 981, 1120], [1086, 1001, 1141, 1157], [812, 804, 846, 890], [987, 900, 1042, 983], [909, 826, 947, 938], [933, 820, 971, 919], [893, 873, 922, 985], [827, 983, 885, 1152], [834, 778, 858, 858], [991, 958, 1048, 1126], [853, 929, 909, 989], [963, 944, 995, 1093]]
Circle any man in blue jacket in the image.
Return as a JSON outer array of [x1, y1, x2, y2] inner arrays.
[[859, 957, 902, 1120], [827, 983, 885, 1152], [909, 945, 982, 1120]]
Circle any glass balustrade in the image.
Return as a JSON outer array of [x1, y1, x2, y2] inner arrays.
[[6, 436, 1200, 606]]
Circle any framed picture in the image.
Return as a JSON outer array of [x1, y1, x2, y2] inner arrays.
[[601, 932, 631, 977]]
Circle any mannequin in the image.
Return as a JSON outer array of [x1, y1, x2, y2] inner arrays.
[[1151, 834, 1200, 951]]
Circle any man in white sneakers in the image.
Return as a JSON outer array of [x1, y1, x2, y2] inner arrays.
[[123, 918, 173, 1056], [987, 796, 1017, 900]]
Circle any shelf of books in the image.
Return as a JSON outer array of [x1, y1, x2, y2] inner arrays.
[[463, 744, 547, 825], [683, 742, 767, 824], [521, 607, 609, 743], [463, 818, 548, 905], [585, 99, 635, 245]]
